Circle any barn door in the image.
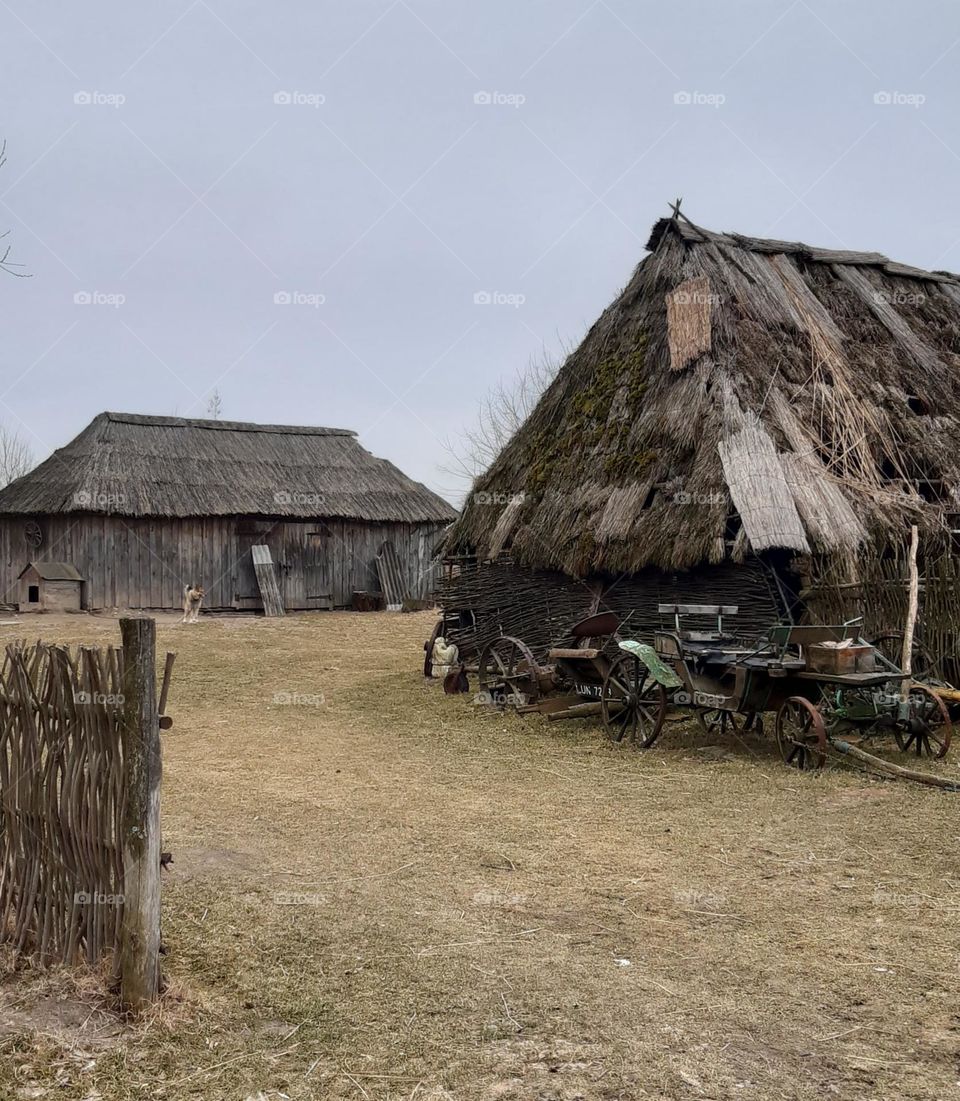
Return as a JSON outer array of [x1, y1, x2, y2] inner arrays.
[[305, 527, 334, 609], [235, 520, 278, 610]]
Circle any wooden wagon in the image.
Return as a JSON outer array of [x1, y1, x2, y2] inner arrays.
[[473, 603, 953, 770]]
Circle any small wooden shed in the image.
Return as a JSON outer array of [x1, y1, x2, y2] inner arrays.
[[18, 562, 84, 613]]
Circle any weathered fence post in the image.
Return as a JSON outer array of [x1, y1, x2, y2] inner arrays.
[[118, 617, 162, 1010]]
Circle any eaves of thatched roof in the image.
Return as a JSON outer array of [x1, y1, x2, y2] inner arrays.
[[0, 412, 457, 524], [448, 212, 960, 576]]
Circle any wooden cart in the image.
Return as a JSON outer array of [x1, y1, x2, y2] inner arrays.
[[643, 605, 951, 769], [475, 604, 952, 769]]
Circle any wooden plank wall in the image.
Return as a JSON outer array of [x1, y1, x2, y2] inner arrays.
[[0, 515, 446, 611]]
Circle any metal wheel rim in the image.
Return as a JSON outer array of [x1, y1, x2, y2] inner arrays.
[[477, 635, 540, 709], [896, 683, 952, 759], [775, 697, 827, 771], [600, 654, 666, 748]]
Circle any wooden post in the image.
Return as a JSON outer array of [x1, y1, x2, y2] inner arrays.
[[900, 525, 920, 701], [117, 618, 162, 1011]]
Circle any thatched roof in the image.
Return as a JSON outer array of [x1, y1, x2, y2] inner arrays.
[[448, 212, 960, 575], [0, 412, 456, 523]]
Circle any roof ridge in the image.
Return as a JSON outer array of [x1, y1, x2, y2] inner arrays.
[[646, 213, 960, 283], [102, 412, 357, 436]]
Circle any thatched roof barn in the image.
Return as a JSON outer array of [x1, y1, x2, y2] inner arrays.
[[441, 211, 960, 666], [0, 412, 456, 612]]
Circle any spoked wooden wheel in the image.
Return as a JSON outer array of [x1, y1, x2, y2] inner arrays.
[[477, 635, 541, 710], [600, 653, 667, 748], [775, 697, 827, 770], [870, 633, 936, 682], [895, 683, 952, 759], [695, 709, 755, 738]]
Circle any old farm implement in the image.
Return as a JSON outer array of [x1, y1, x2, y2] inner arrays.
[[478, 611, 669, 744], [475, 604, 954, 772]]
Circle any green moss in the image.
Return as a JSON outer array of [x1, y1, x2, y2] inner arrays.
[[521, 334, 651, 496]]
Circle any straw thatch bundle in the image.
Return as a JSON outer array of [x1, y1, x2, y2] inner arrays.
[[447, 213, 960, 576]]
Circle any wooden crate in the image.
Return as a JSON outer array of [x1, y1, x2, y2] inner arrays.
[[806, 643, 876, 675]]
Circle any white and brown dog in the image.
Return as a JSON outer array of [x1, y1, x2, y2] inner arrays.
[[181, 584, 204, 623]]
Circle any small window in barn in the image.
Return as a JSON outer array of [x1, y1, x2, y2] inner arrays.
[[906, 394, 928, 415], [27, 585, 39, 603]]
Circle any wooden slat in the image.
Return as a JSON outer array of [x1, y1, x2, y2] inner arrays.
[[250, 544, 285, 617], [376, 540, 407, 610]]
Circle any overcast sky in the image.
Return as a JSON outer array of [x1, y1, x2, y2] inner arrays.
[[1, 0, 958, 504]]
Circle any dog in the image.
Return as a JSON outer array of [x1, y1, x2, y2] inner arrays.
[[181, 584, 204, 623]]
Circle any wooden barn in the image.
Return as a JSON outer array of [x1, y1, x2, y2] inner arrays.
[[0, 412, 457, 612], [439, 209, 960, 679]]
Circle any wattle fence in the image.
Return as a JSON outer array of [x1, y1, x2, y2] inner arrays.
[[0, 620, 169, 1009]]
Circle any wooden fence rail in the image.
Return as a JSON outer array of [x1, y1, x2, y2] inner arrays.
[[0, 619, 166, 1009]]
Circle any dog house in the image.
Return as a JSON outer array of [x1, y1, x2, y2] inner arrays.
[[18, 562, 84, 613]]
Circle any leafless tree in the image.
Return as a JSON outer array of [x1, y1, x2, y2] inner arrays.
[[0, 424, 35, 486], [442, 343, 566, 490], [0, 142, 30, 277], [206, 388, 223, 419]]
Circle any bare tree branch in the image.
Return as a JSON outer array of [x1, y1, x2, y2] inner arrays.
[[441, 342, 566, 491], [0, 424, 35, 487], [0, 142, 31, 277]]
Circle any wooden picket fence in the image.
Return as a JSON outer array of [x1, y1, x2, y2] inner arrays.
[[0, 619, 166, 1009]]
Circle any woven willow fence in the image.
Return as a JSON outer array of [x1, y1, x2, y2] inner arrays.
[[0, 641, 126, 963], [807, 549, 960, 685], [0, 620, 166, 1009]]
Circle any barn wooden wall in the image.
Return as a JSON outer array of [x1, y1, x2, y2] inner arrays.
[[0, 515, 445, 611]]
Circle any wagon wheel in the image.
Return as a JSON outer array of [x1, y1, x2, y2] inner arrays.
[[870, 632, 936, 682], [477, 635, 541, 710], [775, 697, 827, 770], [895, 683, 952, 759], [600, 653, 667, 747], [695, 709, 755, 738]]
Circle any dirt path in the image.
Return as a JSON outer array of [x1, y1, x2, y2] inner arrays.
[[1, 611, 958, 1100]]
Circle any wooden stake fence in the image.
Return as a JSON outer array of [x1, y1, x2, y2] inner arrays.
[[117, 618, 162, 1010]]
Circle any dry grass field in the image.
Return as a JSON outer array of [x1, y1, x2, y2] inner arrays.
[[0, 609, 959, 1100]]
